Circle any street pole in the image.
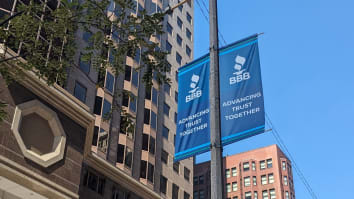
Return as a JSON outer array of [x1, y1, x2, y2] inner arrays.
[[209, 0, 224, 198]]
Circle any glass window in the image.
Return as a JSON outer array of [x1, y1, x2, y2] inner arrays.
[[255, 191, 258, 199], [166, 41, 172, 53], [282, 161, 286, 170], [116, 144, 125, 163], [124, 147, 132, 168], [152, 87, 158, 105], [186, 45, 191, 57], [232, 182, 237, 191], [285, 191, 289, 199], [232, 167, 237, 176], [167, 22, 173, 35], [144, 108, 150, 124], [184, 191, 190, 199], [184, 167, 190, 181], [102, 99, 111, 118], [125, 65, 131, 81], [199, 189, 205, 199], [173, 162, 179, 173], [193, 176, 198, 185], [93, 96, 103, 115], [199, 175, 204, 184], [163, 126, 169, 140], [260, 160, 266, 170], [243, 162, 250, 171], [129, 94, 136, 113], [164, 83, 171, 95], [172, 183, 179, 199], [262, 190, 268, 199], [226, 183, 231, 193], [252, 161, 256, 170], [186, 28, 192, 40], [147, 163, 154, 182], [74, 81, 86, 103], [177, 16, 183, 28], [245, 192, 252, 199], [105, 71, 114, 93], [269, 189, 276, 199], [267, 159, 273, 168], [175, 91, 178, 103], [193, 191, 199, 198], [261, 175, 267, 185], [132, 69, 139, 87], [244, 176, 250, 187], [268, 173, 274, 184], [160, 175, 167, 194], [225, 169, 230, 178], [122, 91, 129, 107], [161, 150, 168, 164], [92, 126, 99, 146], [151, 111, 157, 129], [164, 103, 170, 117], [79, 53, 90, 74], [176, 34, 182, 46], [149, 136, 155, 154], [253, 176, 257, 185], [176, 52, 182, 65], [284, 176, 288, 185], [142, 134, 149, 151], [140, 160, 147, 179], [186, 12, 192, 23]]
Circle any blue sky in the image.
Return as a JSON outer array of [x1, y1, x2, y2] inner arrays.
[[192, 0, 354, 198]]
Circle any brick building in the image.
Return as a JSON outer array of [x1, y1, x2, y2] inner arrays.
[[193, 145, 295, 199]]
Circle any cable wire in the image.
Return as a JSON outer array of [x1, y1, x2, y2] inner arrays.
[[265, 113, 318, 199]]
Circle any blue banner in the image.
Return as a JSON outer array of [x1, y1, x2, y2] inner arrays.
[[175, 35, 264, 161]]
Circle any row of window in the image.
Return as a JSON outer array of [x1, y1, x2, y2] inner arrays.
[[161, 150, 190, 181], [160, 175, 191, 199], [226, 189, 276, 199], [225, 159, 273, 178]]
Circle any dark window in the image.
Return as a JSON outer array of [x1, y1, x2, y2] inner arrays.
[[142, 134, 149, 151], [105, 71, 114, 93], [134, 48, 141, 63], [83, 31, 92, 44], [147, 163, 154, 182], [164, 83, 171, 95], [267, 158, 273, 168], [152, 87, 158, 105], [173, 162, 179, 173], [199, 189, 205, 199], [149, 136, 155, 155], [117, 144, 125, 163], [140, 160, 147, 179], [160, 176, 167, 194], [176, 34, 182, 46], [166, 41, 172, 53], [166, 22, 173, 35], [145, 87, 151, 100], [178, 3, 183, 11], [175, 71, 178, 82], [186, 12, 192, 23], [193, 191, 199, 198], [79, 53, 90, 74], [166, 62, 172, 74], [151, 111, 157, 129], [161, 150, 168, 164], [199, 175, 204, 184], [98, 178, 105, 195], [184, 192, 190, 199], [184, 167, 190, 181], [186, 45, 191, 57], [93, 96, 103, 115], [186, 28, 192, 40], [74, 81, 86, 103], [129, 95, 136, 113], [84, 171, 105, 195], [122, 91, 129, 107], [174, 112, 178, 124], [163, 126, 169, 140], [102, 99, 111, 118], [125, 147, 132, 168], [164, 103, 170, 117], [125, 65, 131, 81], [175, 91, 178, 103], [92, 126, 99, 145], [177, 17, 183, 29], [176, 52, 182, 65], [193, 176, 198, 185], [132, 69, 139, 87], [144, 108, 150, 124], [172, 183, 179, 199]]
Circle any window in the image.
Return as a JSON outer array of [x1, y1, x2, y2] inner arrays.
[[262, 190, 268, 199], [225, 169, 230, 178], [148, 163, 154, 182], [244, 176, 251, 187], [164, 103, 170, 117], [269, 189, 276, 199], [268, 173, 274, 184], [199, 189, 205, 199], [83, 170, 105, 195], [193, 176, 198, 185], [245, 192, 252, 199], [233, 197, 238, 199], [184, 167, 190, 181], [177, 2, 183, 11], [164, 83, 171, 95], [160, 176, 167, 194], [149, 136, 155, 155], [142, 134, 149, 151], [174, 112, 178, 124], [173, 162, 179, 173], [167, 22, 173, 35], [226, 183, 231, 193], [151, 111, 157, 129], [144, 108, 150, 124], [124, 147, 132, 168], [252, 161, 256, 170], [255, 191, 258, 199], [176, 52, 182, 65], [253, 176, 257, 185], [116, 144, 125, 163], [93, 96, 103, 115], [232, 167, 237, 176], [199, 175, 204, 184], [283, 176, 288, 185], [92, 126, 99, 145], [175, 91, 178, 103], [186, 28, 192, 40], [267, 159, 273, 168], [260, 160, 266, 170], [163, 126, 169, 140], [122, 91, 129, 107], [261, 175, 267, 185], [152, 87, 158, 105], [186, 45, 191, 57], [177, 16, 183, 28], [161, 150, 168, 164], [175, 71, 179, 82], [105, 71, 114, 93], [124, 65, 131, 81], [243, 162, 250, 171], [79, 53, 90, 74], [132, 69, 139, 87], [83, 31, 92, 43], [193, 191, 199, 198], [172, 183, 179, 199], [74, 81, 86, 103], [186, 12, 192, 23], [102, 99, 111, 118], [285, 191, 289, 199], [140, 160, 147, 179], [129, 95, 136, 113], [176, 34, 182, 46], [282, 161, 286, 170], [166, 41, 172, 53], [232, 182, 237, 191], [184, 191, 190, 199]]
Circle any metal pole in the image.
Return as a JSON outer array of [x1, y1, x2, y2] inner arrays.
[[209, 0, 224, 199]]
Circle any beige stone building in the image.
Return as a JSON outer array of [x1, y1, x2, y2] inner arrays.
[[0, 0, 194, 198], [194, 145, 296, 199]]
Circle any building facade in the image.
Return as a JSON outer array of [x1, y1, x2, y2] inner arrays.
[[194, 145, 295, 199], [0, 0, 194, 198]]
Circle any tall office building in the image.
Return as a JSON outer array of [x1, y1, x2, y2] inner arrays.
[[194, 145, 296, 199], [0, 0, 194, 198]]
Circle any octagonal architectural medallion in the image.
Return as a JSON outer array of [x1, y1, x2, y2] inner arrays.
[[11, 100, 66, 167]]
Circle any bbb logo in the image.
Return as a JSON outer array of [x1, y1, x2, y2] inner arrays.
[[186, 74, 202, 103], [229, 55, 250, 85]]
